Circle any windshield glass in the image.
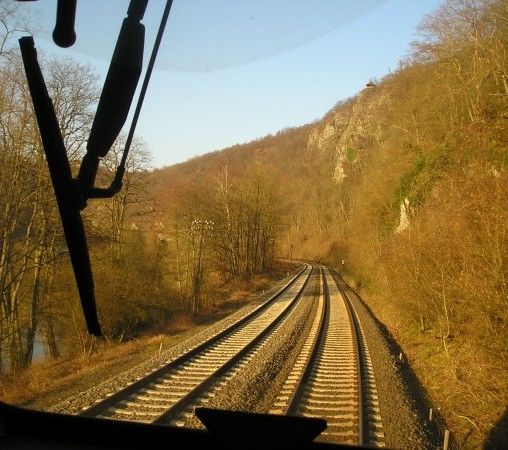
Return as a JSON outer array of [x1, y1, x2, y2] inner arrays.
[[1, 1, 507, 448]]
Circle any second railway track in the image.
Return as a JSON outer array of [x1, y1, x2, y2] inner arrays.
[[81, 265, 313, 423], [270, 267, 385, 447]]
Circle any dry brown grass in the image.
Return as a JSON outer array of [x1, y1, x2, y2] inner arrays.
[[357, 288, 508, 449], [167, 312, 194, 333], [228, 289, 250, 302], [0, 333, 186, 407], [1, 337, 149, 404]]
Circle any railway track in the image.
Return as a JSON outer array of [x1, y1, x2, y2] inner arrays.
[[270, 267, 385, 446], [82, 264, 384, 447], [81, 265, 313, 423], [331, 270, 385, 447]]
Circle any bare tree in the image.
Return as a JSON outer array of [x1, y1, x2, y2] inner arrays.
[[89, 135, 153, 259], [0, 0, 31, 59], [0, 55, 99, 371]]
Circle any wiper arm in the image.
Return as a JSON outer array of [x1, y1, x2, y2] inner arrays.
[[19, 0, 172, 336], [18, 0, 149, 336], [77, 0, 147, 209], [19, 37, 101, 335]]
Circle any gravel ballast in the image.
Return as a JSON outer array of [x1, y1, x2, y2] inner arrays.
[[178, 268, 320, 429]]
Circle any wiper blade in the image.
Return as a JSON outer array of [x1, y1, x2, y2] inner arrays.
[[18, 0, 172, 336], [19, 36, 101, 336]]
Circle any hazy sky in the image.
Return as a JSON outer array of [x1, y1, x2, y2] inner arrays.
[[20, 0, 443, 168]]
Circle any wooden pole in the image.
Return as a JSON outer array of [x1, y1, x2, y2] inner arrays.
[[443, 429, 450, 450]]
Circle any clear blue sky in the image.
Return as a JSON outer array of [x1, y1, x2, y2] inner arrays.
[[22, 0, 443, 168]]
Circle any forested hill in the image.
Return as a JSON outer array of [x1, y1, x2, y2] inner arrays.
[[0, 0, 505, 446], [147, 123, 313, 224], [145, 1, 507, 446]]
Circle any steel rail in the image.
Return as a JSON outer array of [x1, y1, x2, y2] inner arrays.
[[270, 267, 365, 445], [285, 267, 329, 415], [329, 269, 385, 447], [329, 268, 364, 446], [81, 264, 308, 418]]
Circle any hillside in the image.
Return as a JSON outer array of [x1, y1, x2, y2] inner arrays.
[[142, 1, 508, 446], [147, 124, 313, 224]]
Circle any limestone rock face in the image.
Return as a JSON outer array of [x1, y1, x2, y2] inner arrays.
[[307, 122, 338, 154], [395, 198, 411, 233], [307, 90, 390, 183]]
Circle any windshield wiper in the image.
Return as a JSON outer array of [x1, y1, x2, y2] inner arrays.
[[17, 0, 173, 336], [19, 36, 101, 335]]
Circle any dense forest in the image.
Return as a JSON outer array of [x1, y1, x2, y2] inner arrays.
[[0, 0, 507, 447]]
